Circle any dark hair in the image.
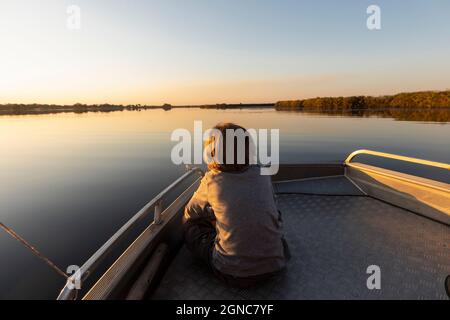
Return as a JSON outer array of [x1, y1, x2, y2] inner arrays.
[[205, 122, 251, 172]]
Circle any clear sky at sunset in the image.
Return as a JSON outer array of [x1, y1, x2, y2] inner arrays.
[[1, 0, 450, 105]]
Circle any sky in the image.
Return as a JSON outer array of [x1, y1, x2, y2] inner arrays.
[[1, 0, 450, 105]]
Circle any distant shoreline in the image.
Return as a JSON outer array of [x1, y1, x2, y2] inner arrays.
[[275, 90, 450, 111], [0, 103, 275, 116], [1, 90, 450, 116]]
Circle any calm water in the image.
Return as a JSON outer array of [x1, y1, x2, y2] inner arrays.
[[0, 108, 449, 299]]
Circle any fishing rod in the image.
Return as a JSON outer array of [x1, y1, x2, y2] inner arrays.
[[0, 222, 69, 280]]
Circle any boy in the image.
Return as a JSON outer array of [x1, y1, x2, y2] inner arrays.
[[183, 123, 289, 288]]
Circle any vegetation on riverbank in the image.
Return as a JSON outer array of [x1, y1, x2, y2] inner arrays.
[[1, 91, 449, 122], [0, 102, 274, 116], [0, 103, 158, 115], [275, 90, 450, 111]]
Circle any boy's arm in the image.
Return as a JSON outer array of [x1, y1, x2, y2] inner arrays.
[[183, 176, 214, 222]]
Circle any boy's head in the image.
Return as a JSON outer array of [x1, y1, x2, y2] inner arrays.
[[204, 122, 252, 172]]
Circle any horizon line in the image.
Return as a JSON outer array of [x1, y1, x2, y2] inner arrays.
[[2, 88, 450, 107]]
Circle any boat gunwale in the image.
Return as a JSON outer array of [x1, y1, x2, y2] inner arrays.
[[57, 168, 204, 300]]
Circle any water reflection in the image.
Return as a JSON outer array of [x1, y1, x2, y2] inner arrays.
[[278, 108, 450, 123], [1, 106, 450, 123]]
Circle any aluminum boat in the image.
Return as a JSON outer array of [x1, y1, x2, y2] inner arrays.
[[57, 149, 450, 300]]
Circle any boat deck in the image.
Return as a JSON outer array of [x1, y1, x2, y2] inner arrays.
[[151, 177, 450, 300]]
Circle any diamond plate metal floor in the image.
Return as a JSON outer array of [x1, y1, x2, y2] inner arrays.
[[273, 176, 364, 196], [151, 194, 450, 300]]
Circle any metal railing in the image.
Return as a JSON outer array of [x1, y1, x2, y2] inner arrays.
[[344, 149, 450, 193], [57, 167, 203, 300], [345, 149, 450, 170]]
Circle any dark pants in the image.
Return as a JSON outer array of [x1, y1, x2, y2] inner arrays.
[[183, 218, 289, 288]]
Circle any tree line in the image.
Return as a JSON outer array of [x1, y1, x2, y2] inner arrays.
[[0, 102, 274, 116], [0, 103, 171, 115], [275, 90, 450, 111]]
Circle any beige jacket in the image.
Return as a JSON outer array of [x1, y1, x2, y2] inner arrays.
[[184, 166, 286, 277]]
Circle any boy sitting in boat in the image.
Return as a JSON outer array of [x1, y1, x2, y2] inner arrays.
[[183, 122, 289, 288]]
